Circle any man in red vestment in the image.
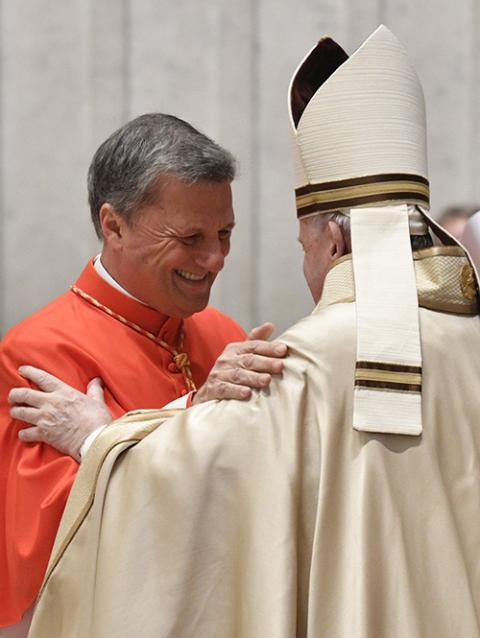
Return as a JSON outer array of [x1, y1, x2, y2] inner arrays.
[[0, 114, 286, 633]]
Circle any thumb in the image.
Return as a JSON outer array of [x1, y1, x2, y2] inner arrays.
[[86, 378, 105, 402], [247, 322, 275, 341]]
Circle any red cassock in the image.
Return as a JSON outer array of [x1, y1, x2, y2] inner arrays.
[[0, 260, 246, 626]]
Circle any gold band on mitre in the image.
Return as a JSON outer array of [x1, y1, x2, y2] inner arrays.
[[295, 173, 430, 218]]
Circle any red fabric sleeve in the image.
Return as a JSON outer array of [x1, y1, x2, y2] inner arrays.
[[0, 342, 80, 627]]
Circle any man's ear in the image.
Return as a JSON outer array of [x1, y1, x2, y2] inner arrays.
[[99, 204, 125, 249], [327, 220, 346, 260]]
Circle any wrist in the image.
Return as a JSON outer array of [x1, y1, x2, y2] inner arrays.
[[79, 424, 108, 461]]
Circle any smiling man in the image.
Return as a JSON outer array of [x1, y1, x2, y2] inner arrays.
[[0, 113, 286, 634], [99, 173, 234, 318]]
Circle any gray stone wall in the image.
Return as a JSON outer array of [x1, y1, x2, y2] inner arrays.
[[1, 0, 479, 336]]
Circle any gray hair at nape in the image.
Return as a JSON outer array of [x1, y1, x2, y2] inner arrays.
[[88, 113, 237, 238], [309, 208, 433, 253], [306, 211, 352, 252]]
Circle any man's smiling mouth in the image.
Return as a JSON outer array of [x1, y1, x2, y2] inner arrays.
[[175, 270, 207, 282]]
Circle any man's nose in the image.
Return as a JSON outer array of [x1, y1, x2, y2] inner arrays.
[[196, 240, 226, 273]]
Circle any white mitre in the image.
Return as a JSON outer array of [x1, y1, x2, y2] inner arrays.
[[289, 25, 477, 436]]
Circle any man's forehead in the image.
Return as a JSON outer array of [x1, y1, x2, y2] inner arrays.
[[161, 174, 231, 198], [163, 200, 235, 227], [136, 176, 234, 222], [298, 214, 320, 236], [135, 199, 235, 234]]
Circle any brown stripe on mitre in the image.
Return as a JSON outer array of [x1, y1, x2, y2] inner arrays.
[[295, 174, 430, 218], [295, 173, 429, 197], [355, 361, 422, 394]]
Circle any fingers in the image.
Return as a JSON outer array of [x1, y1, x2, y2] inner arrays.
[[10, 406, 40, 425], [8, 387, 46, 408], [214, 382, 252, 401], [193, 366, 275, 406], [238, 353, 284, 375], [17, 427, 42, 443], [86, 378, 105, 402], [193, 381, 252, 405], [18, 365, 65, 392], [194, 332, 288, 407], [233, 340, 288, 359], [229, 367, 272, 389], [247, 322, 275, 341], [217, 339, 287, 379]]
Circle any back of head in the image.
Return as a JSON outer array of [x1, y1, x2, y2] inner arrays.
[[88, 113, 236, 238]]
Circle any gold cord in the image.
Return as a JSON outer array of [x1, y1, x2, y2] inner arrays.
[[70, 285, 197, 392]]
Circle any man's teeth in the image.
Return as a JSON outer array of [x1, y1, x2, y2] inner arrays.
[[176, 270, 206, 281]]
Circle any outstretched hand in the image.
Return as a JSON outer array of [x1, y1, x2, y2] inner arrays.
[[9, 366, 113, 462], [192, 322, 288, 405]]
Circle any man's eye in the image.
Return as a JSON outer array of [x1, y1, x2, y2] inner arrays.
[[218, 230, 232, 240], [180, 235, 200, 245]]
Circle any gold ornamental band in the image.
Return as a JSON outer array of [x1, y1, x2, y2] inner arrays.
[[355, 360, 422, 394], [355, 368, 422, 386], [295, 174, 430, 217]]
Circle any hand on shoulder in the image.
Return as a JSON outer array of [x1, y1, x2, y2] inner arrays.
[[9, 366, 112, 462], [192, 323, 288, 405]]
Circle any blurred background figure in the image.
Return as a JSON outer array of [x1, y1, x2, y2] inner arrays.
[[437, 204, 479, 240], [461, 210, 480, 273]]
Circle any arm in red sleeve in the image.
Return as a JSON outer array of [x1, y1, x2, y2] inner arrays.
[[0, 340, 80, 627]]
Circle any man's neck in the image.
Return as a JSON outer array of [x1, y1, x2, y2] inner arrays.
[[94, 254, 147, 305]]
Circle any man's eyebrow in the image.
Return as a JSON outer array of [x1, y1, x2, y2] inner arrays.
[[176, 221, 236, 236]]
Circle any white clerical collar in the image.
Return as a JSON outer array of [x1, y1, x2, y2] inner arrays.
[[93, 255, 147, 305]]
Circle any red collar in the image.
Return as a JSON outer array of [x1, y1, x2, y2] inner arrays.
[[74, 260, 183, 343]]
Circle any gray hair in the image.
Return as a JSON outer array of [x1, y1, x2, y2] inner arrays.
[[312, 210, 432, 252], [88, 113, 237, 238]]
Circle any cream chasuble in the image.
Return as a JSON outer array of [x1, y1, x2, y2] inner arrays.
[[28, 249, 480, 638]]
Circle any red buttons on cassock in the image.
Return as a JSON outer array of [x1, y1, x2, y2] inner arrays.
[[167, 362, 177, 373]]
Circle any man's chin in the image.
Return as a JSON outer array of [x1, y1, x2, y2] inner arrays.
[[187, 296, 211, 315], [173, 293, 211, 318], [169, 277, 214, 316]]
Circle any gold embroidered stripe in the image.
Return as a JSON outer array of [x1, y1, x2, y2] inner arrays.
[[296, 180, 430, 214], [297, 193, 430, 218], [355, 361, 422, 393], [355, 368, 422, 385], [295, 173, 429, 197]]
